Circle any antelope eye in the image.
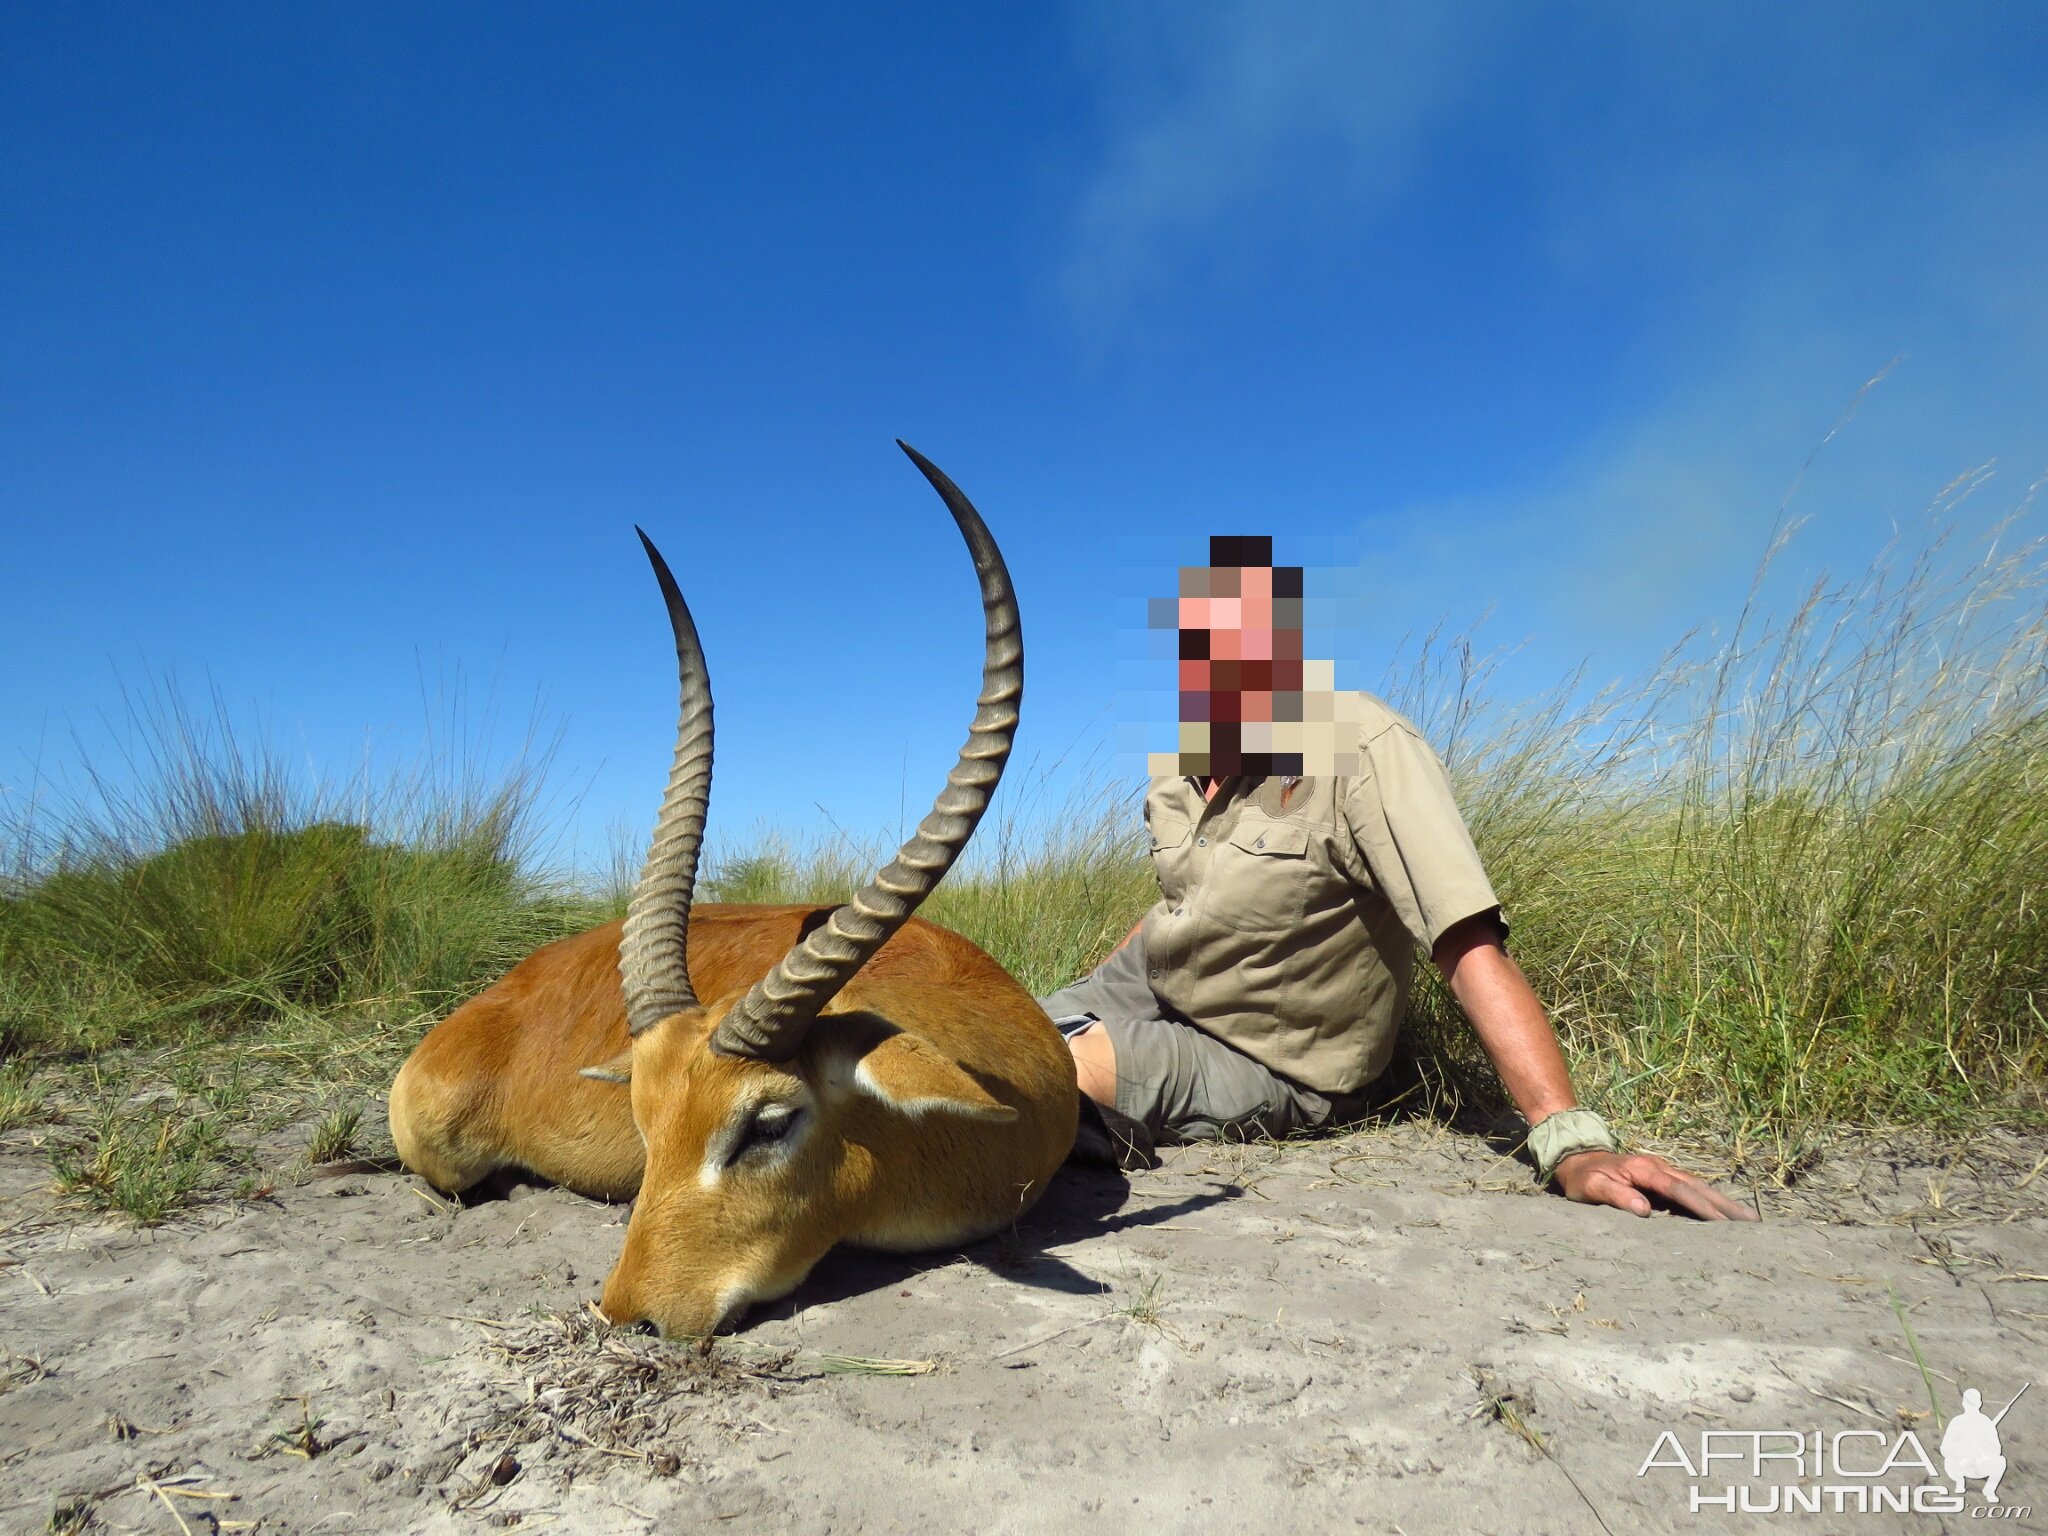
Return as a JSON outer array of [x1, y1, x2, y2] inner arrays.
[[740, 1104, 801, 1154]]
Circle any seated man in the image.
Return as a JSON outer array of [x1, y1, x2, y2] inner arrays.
[[1040, 536, 1754, 1221]]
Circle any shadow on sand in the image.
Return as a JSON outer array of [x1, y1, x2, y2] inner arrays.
[[744, 1163, 1250, 1323]]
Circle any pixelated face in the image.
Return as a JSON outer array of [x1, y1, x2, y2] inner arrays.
[[1148, 536, 1360, 780], [1177, 561, 1303, 662]]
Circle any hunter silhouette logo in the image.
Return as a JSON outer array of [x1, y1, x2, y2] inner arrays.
[[1942, 1382, 2027, 1506]]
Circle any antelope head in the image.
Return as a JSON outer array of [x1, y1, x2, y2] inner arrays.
[[589, 443, 1026, 1337]]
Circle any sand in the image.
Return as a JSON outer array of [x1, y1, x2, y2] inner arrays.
[[3, 1111, 2045, 1535]]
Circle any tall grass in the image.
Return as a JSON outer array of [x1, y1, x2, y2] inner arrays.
[[0, 684, 607, 1062], [1393, 495, 2048, 1148], [3, 497, 2041, 1168], [701, 770, 1157, 998]]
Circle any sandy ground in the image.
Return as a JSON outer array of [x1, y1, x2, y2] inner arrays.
[[3, 1110, 2046, 1536]]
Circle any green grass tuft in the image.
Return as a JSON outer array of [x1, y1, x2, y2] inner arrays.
[[51, 1097, 227, 1225], [306, 1104, 364, 1164], [0, 1065, 48, 1135], [0, 685, 609, 1064]]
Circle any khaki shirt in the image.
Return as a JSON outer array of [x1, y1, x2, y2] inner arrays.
[[1139, 693, 1501, 1095]]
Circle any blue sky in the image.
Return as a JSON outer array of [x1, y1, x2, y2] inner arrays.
[[5, 3, 2046, 878]]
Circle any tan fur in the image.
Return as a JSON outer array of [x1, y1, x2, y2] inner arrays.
[[390, 905, 1077, 1335], [392, 906, 819, 1199]]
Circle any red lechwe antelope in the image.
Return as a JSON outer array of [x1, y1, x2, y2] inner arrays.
[[388, 444, 1078, 1336]]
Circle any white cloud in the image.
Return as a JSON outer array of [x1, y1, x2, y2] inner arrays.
[[1060, 1, 1504, 321]]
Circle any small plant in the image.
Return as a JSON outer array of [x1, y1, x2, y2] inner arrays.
[[305, 1105, 363, 1165], [1114, 1273, 1169, 1328], [1470, 1366, 1545, 1453], [0, 1064, 47, 1135], [265, 1395, 337, 1459], [171, 1055, 253, 1115], [51, 1101, 224, 1225], [2, 1349, 50, 1395], [1889, 1281, 1946, 1430]]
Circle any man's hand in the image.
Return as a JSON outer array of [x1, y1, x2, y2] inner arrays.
[[1433, 920, 1761, 1224], [1554, 1149, 1759, 1221]]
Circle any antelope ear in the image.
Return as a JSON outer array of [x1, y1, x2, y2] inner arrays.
[[579, 1046, 635, 1084], [852, 1031, 1018, 1122]]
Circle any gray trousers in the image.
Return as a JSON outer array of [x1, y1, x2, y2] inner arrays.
[[1036, 931, 1350, 1144]]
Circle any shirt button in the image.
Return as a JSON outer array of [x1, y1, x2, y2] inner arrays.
[[1196, 837, 1207, 847]]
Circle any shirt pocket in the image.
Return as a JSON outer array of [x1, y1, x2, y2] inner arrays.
[[1148, 815, 1196, 903], [1200, 818, 1312, 933]]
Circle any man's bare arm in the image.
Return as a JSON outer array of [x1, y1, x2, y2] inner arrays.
[[1431, 914, 1756, 1221]]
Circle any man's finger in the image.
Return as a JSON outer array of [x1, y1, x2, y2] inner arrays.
[[1626, 1158, 1757, 1222], [1581, 1169, 1652, 1217]]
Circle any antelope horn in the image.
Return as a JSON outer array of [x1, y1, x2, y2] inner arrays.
[[710, 443, 1021, 1060], [619, 527, 715, 1035]]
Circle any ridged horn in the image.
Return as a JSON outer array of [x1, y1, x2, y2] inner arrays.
[[709, 442, 1022, 1060], [619, 527, 714, 1036]]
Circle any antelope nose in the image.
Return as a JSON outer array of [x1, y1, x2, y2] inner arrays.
[[596, 1286, 643, 1331], [631, 1319, 660, 1337]]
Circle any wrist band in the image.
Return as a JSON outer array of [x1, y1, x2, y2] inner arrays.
[[1528, 1107, 1620, 1184]]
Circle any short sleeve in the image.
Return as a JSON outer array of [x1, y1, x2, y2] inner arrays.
[[1342, 719, 1503, 952]]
